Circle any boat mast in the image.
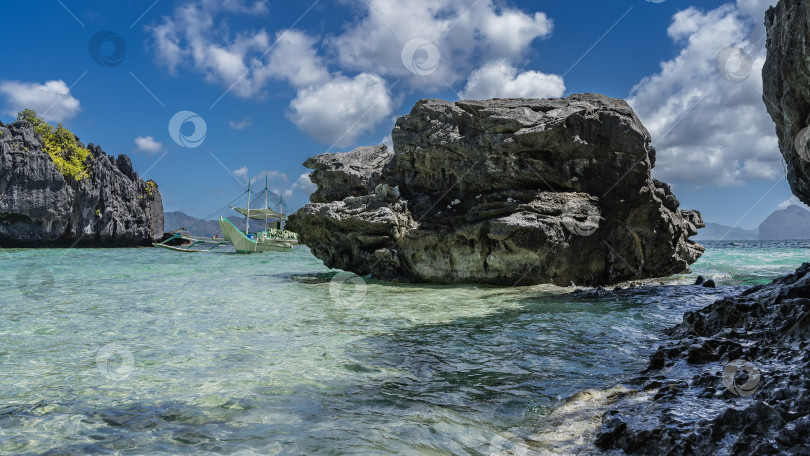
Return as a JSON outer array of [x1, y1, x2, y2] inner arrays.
[[264, 171, 269, 234], [280, 191, 284, 231], [245, 178, 250, 236]]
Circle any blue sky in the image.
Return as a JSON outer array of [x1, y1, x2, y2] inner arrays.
[[0, 0, 795, 229]]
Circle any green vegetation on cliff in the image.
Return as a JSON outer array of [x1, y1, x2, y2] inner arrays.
[[17, 109, 91, 181]]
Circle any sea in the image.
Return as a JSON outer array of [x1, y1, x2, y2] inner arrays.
[[0, 240, 808, 455]]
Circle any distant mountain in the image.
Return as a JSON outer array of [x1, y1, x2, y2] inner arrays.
[[693, 222, 759, 241], [759, 205, 810, 240], [164, 211, 249, 237]]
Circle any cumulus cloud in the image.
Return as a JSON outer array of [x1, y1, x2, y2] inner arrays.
[[327, 0, 554, 89], [134, 136, 163, 154], [777, 196, 810, 210], [627, 0, 779, 187], [460, 60, 565, 100], [0, 80, 80, 122], [147, 0, 558, 147], [148, 0, 272, 98], [288, 73, 393, 147], [293, 173, 317, 194], [228, 117, 253, 130]]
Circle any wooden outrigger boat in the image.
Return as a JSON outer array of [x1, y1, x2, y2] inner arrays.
[[218, 177, 299, 254], [153, 232, 231, 252]]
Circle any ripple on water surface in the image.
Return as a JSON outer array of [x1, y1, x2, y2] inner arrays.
[[0, 241, 805, 454]]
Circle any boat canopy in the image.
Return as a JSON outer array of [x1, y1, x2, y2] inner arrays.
[[231, 206, 288, 220]]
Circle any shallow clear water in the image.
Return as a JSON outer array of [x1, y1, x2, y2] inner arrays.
[[0, 241, 807, 455]]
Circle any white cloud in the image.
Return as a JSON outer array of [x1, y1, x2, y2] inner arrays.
[[293, 173, 317, 194], [228, 117, 253, 130], [380, 134, 394, 152], [252, 169, 288, 184], [233, 166, 248, 180], [777, 196, 810, 210], [288, 73, 393, 147], [148, 0, 272, 98], [460, 60, 565, 100], [627, 0, 780, 187], [148, 0, 558, 147], [134, 136, 163, 154], [326, 0, 554, 90], [264, 30, 330, 88], [0, 80, 80, 122]]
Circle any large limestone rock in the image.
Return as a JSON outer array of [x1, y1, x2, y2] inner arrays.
[[288, 94, 704, 286], [0, 120, 163, 247], [763, 0, 810, 204]]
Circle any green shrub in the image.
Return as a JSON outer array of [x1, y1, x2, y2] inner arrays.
[[17, 109, 91, 181], [144, 179, 157, 198]]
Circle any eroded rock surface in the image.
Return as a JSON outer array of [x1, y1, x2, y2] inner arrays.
[[763, 0, 810, 205], [594, 264, 810, 455], [0, 120, 163, 247], [289, 94, 703, 286]]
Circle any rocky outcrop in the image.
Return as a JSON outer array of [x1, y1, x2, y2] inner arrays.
[[763, 0, 810, 205], [594, 264, 810, 455], [0, 120, 163, 247], [288, 94, 704, 286]]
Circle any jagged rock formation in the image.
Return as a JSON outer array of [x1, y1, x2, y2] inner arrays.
[[288, 94, 704, 286], [763, 0, 810, 205], [594, 264, 810, 455], [0, 120, 163, 247]]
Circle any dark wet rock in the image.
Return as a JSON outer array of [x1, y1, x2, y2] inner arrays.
[[764, 0, 810, 206], [702, 279, 716, 288], [288, 94, 703, 286], [0, 120, 163, 246], [694, 275, 705, 285], [595, 263, 810, 455]]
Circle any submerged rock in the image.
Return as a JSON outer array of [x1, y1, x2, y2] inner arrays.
[[0, 120, 163, 247], [763, 0, 810, 205], [289, 94, 703, 286], [594, 263, 810, 454]]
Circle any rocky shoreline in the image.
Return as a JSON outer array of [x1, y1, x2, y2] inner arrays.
[[585, 265, 810, 455]]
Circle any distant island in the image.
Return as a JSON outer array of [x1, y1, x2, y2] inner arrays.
[[693, 205, 810, 240]]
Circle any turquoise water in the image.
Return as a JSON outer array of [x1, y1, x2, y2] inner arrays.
[[0, 241, 807, 455]]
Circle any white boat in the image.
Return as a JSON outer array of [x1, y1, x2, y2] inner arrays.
[[218, 178, 299, 254]]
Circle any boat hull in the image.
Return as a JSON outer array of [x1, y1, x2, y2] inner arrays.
[[218, 217, 295, 253]]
